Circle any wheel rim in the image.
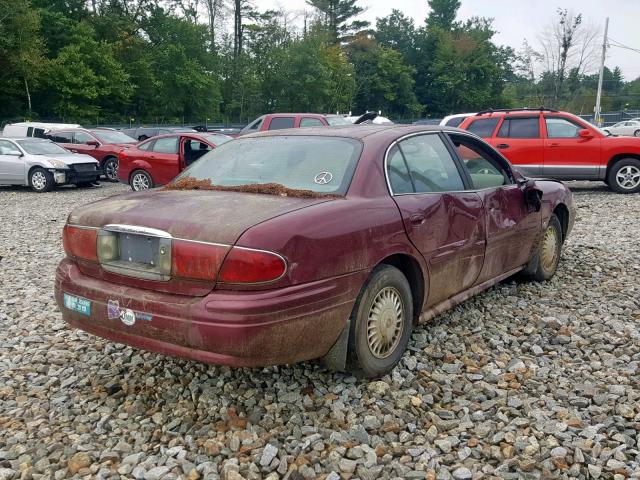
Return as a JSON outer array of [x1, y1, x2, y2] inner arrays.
[[132, 173, 150, 191], [366, 287, 404, 359], [540, 226, 559, 272], [634, 131, 640, 137], [615, 165, 640, 190], [32, 171, 47, 190], [105, 160, 118, 180]]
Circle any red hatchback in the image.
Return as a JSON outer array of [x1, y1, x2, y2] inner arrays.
[[47, 128, 137, 182], [55, 125, 575, 377], [459, 108, 640, 193], [118, 132, 232, 191]]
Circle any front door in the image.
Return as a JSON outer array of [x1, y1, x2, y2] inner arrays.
[[488, 115, 544, 177], [387, 132, 485, 305], [0, 140, 26, 184], [148, 136, 180, 184], [542, 115, 602, 179], [448, 133, 541, 282]]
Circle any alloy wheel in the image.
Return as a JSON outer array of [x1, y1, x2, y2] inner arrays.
[[105, 160, 118, 181], [132, 173, 150, 191], [615, 165, 640, 190], [366, 287, 404, 359]]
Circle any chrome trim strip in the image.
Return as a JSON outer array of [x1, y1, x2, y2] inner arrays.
[[103, 224, 172, 238]]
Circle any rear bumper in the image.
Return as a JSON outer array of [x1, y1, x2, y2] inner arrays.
[[54, 258, 367, 367]]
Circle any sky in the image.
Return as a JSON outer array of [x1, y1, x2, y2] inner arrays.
[[264, 0, 640, 80]]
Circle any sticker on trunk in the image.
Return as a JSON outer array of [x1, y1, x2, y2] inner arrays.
[[63, 293, 91, 316]]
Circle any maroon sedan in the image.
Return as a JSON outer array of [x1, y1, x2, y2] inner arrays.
[[54, 126, 575, 377]]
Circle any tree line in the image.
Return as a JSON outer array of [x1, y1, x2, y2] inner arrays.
[[1, 0, 638, 125]]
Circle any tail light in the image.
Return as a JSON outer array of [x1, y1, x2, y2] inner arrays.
[[62, 225, 98, 261], [171, 240, 228, 281], [218, 247, 286, 284]]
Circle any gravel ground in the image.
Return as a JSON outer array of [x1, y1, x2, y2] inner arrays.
[[0, 182, 638, 480]]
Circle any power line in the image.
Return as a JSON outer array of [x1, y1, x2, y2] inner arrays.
[[608, 37, 640, 55]]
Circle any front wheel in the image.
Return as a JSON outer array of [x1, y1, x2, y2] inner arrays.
[[103, 157, 118, 182], [634, 130, 640, 137], [29, 168, 54, 193], [607, 158, 640, 193], [130, 170, 153, 191], [522, 214, 562, 281], [347, 265, 414, 378]]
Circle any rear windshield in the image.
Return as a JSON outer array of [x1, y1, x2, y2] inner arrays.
[[203, 134, 233, 145], [177, 136, 362, 194], [91, 130, 136, 144], [16, 140, 68, 155]]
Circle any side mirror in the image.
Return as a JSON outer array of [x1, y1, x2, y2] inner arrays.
[[578, 129, 593, 139], [519, 178, 542, 212], [87, 140, 100, 147]]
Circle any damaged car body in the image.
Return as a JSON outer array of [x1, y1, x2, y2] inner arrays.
[[54, 125, 575, 377]]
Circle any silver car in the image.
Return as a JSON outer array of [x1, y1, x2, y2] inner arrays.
[[0, 138, 101, 192], [603, 120, 640, 137]]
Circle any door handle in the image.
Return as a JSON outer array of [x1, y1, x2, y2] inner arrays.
[[410, 214, 425, 226], [496, 143, 509, 149], [549, 143, 560, 147]]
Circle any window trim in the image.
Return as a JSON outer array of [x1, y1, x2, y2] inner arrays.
[[383, 131, 470, 196]]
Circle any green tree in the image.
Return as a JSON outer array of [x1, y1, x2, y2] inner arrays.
[[375, 9, 416, 62], [306, 0, 369, 42], [426, 0, 461, 30]]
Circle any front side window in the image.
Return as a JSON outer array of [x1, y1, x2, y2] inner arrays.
[[545, 117, 582, 138], [268, 117, 295, 130], [300, 118, 325, 128], [467, 118, 500, 137], [152, 136, 179, 154], [497, 117, 540, 138], [391, 134, 465, 193], [74, 132, 95, 144], [449, 134, 511, 189], [179, 136, 362, 195], [50, 132, 73, 143]]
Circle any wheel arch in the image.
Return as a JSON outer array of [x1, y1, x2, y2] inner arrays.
[[552, 203, 570, 242], [606, 153, 640, 179], [376, 253, 426, 324]]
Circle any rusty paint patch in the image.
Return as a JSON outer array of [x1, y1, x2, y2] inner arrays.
[[163, 177, 343, 199]]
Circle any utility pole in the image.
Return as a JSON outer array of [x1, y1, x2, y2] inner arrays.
[[594, 17, 609, 127]]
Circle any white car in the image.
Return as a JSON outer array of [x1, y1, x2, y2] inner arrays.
[[603, 120, 640, 137], [2, 122, 81, 138], [0, 138, 100, 192], [439, 113, 476, 127]]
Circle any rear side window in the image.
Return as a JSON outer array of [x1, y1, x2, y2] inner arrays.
[[300, 118, 325, 128], [152, 137, 179, 154], [497, 117, 540, 138], [138, 141, 152, 151], [268, 117, 295, 130], [545, 117, 581, 138], [49, 132, 73, 143], [467, 118, 499, 137], [445, 117, 466, 127], [387, 145, 413, 194], [390, 134, 465, 193]]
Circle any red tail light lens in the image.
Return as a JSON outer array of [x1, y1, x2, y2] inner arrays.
[[62, 225, 98, 261], [218, 247, 286, 284], [171, 240, 228, 281]]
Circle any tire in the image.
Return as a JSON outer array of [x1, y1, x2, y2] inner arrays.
[[130, 170, 153, 191], [103, 157, 118, 182], [607, 158, 640, 194], [522, 214, 562, 281], [634, 130, 640, 137], [29, 168, 54, 193], [347, 265, 414, 378]]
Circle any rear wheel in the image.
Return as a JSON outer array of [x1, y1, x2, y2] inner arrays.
[[607, 158, 640, 193], [103, 157, 118, 182], [130, 170, 153, 191], [29, 168, 54, 193], [347, 265, 413, 378], [522, 214, 562, 281], [634, 130, 640, 137]]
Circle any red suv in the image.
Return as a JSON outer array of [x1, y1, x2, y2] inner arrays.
[[459, 109, 640, 193], [238, 113, 352, 135], [118, 132, 232, 191], [47, 128, 137, 182]]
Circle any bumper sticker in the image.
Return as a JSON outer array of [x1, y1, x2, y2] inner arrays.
[[107, 299, 153, 326]]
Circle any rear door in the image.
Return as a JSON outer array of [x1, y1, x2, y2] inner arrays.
[[542, 115, 602, 179], [447, 133, 540, 281], [491, 115, 544, 177], [387, 132, 485, 305], [147, 136, 180, 184], [0, 140, 26, 184]]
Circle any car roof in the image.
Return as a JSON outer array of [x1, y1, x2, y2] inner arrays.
[[245, 124, 460, 140]]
